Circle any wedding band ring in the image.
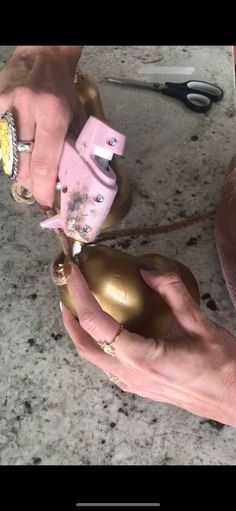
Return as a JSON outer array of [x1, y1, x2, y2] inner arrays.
[[17, 141, 34, 153]]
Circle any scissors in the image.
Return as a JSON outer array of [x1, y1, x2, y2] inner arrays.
[[106, 76, 224, 113]]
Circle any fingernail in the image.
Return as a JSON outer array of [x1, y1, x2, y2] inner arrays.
[[63, 261, 72, 278], [59, 301, 63, 312], [40, 204, 51, 211], [140, 262, 159, 271]]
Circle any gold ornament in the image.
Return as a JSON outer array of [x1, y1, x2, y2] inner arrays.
[[53, 245, 200, 338]]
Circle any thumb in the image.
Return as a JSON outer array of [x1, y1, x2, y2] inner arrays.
[[140, 268, 209, 336]]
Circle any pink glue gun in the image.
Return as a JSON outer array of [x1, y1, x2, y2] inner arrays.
[[40, 116, 126, 249]]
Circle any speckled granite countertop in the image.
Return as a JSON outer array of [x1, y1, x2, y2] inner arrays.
[[1, 46, 236, 465]]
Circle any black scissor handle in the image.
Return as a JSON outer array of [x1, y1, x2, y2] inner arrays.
[[165, 80, 224, 102], [160, 85, 212, 113]]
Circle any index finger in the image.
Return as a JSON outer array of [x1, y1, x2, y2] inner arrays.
[[64, 262, 122, 345], [31, 120, 67, 207]]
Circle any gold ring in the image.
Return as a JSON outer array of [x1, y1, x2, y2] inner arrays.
[[98, 324, 124, 357]]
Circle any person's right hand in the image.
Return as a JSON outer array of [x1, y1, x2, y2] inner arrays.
[[0, 46, 86, 207]]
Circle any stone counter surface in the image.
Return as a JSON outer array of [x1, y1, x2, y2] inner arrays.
[[0, 46, 236, 465]]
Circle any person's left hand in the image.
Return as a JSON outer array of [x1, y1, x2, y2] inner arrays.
[[61, 262, 236, 427]]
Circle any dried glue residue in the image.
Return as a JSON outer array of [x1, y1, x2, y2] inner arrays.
[[66, 186, 100, 240], [67, 190, 92, 212]]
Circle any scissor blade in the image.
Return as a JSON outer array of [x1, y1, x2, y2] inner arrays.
[[106, 76, 161, 91]]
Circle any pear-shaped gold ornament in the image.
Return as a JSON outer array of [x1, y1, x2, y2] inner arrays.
[[53, 245, 200, 338]]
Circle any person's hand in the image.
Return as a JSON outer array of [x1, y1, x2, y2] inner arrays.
[[61, 262, 236, 427], [0, 46, 86, 207]]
